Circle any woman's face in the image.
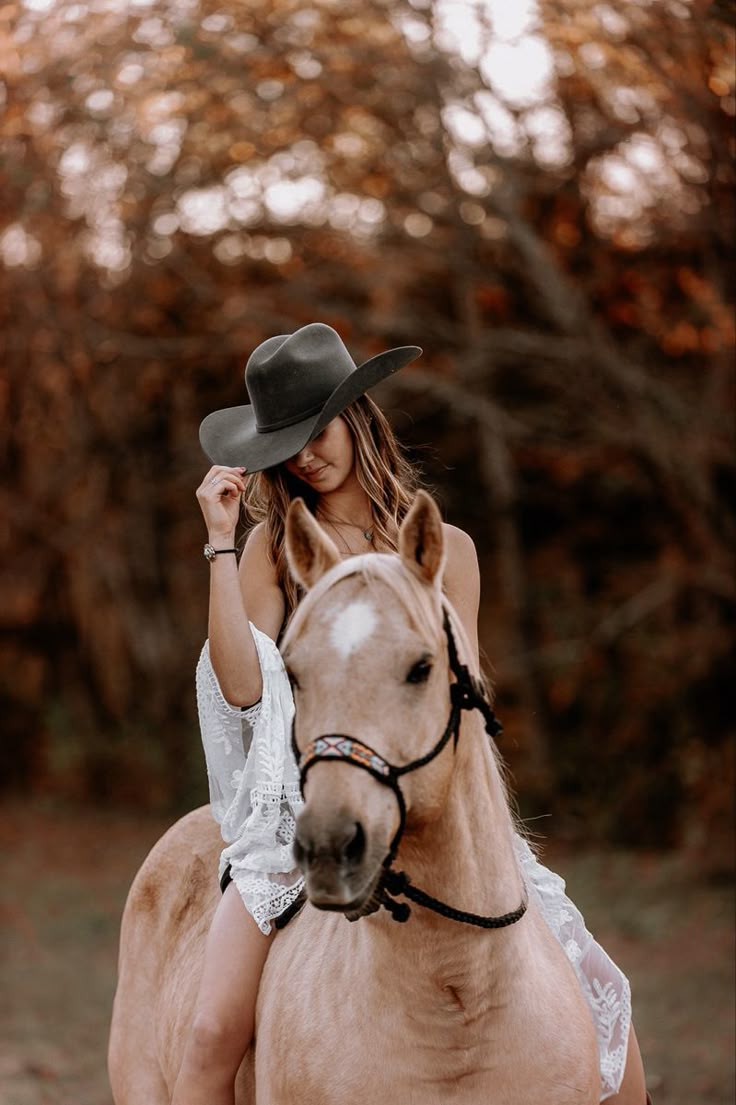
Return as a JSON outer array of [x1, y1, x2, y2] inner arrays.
[[284, 416, 356, 493]]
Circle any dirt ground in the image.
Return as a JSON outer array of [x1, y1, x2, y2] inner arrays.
[[0, 799, 733, 1105]]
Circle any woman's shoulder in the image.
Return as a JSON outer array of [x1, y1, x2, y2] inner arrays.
[[239, 521, 278, 580], [441, 522, 480, 595], [238, 521, 286, 638], [439, 522, 480, 655], [244, 519, 268, 548], [441, 522, 478, 562]]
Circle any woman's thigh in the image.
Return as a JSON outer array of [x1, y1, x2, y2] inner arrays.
[[194, 882, 274, 1042]]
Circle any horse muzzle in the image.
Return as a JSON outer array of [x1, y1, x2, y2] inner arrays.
[[294, 808, 384, 915]]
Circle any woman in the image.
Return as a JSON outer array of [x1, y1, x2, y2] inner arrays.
[[173, 323, 647, 1105]]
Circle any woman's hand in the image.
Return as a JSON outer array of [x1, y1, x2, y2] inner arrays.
[[196, 465, 247, 542]]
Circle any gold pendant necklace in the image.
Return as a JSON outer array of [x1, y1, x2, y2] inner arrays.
[[317, 508, 374, 544]]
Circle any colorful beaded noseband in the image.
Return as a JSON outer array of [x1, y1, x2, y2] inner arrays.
[[302, 736, 392, 778]]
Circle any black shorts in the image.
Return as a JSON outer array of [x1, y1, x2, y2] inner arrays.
[[219, 863, 307, 930]]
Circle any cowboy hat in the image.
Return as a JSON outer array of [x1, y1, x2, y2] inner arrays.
[[199, 322, 422, 472]]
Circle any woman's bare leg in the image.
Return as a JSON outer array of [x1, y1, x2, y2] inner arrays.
[[172, 882, 273, 1105], [603, 1022, 647, 1104]]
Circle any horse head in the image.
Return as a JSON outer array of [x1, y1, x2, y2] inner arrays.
[[282, 490, 465, 919]]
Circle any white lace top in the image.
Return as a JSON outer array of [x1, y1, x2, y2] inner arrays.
[[196, 626, 305, 934], [196, 623, 631, 1099]]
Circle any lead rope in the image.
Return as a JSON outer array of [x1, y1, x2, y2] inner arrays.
[[379, 869, 528, 929]]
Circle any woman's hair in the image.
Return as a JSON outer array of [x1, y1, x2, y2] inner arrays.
[[241, 394, 422, 622]]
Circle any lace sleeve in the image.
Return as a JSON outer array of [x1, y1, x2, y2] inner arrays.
[[195, 640, 261, 825], [514, 835, 632, 1101], [196, 625, 304, 935]]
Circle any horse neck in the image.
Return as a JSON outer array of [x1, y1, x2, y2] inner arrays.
[[398, 708, 524, 935]]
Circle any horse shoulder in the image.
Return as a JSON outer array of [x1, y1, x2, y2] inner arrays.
[[512, 908, 600, 1095]]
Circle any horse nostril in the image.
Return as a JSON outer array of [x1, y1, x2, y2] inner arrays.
[[293, 815, 365, 872], [343, 822, 365, 867]]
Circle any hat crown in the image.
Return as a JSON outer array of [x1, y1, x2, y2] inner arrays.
[[245, 323, 357, 432]]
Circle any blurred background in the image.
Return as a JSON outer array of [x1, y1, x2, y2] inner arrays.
[[0, 0, 733, 1102]]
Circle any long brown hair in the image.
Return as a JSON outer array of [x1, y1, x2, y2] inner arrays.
[[241, 394, 422, 621]]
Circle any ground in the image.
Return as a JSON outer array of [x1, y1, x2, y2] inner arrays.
[[0, 799, 732, 1105]]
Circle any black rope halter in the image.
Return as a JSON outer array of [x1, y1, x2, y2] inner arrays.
[[290, 609, 527, 930]]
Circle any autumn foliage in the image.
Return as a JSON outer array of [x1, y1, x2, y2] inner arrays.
[[1, 0, 733, 869]]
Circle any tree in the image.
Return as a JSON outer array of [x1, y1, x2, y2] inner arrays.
[[1, 0, 733, 863]]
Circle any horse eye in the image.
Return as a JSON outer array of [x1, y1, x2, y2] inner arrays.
[[406, 657, 432, 685]]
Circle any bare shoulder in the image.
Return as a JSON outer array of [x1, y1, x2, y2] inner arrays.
[[441, 523, 480, 607], [239, 521, 277, 581], [441, 523, 480, 658], [239, 521, 285, 640], [243, 519, 268, 551], [442, 523, 479, 572]]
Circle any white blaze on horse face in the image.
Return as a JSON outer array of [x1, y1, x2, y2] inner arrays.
[[329, 599, 378, 659]]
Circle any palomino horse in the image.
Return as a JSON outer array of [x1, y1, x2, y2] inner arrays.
[[109, 491, 598, 1104]]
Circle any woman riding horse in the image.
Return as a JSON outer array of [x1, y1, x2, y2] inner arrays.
[[109, 322, 647, 1104]]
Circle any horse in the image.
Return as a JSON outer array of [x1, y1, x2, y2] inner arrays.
[[109, 491, 599, 1104]]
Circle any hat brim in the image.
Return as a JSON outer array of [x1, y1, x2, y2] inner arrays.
[[199, 344, 421, 473]]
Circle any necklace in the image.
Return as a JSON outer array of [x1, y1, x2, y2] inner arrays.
[[316, 507, 374, 544]]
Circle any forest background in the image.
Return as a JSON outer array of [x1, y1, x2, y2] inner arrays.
[[0, 1, 734, 1102]]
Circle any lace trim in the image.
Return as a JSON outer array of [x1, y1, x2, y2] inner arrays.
[[227, 869, 306, 935], [241, 702, 261, 725], [514, 836, 632, 1099]]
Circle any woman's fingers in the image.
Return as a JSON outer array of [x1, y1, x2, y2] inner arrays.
[[197, 466, 247, 498], [196, 467, 247, 535], [203, 465, 247, 487], [213, 476, 241, 498]]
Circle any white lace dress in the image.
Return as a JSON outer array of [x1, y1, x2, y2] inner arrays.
[[196, 623, 631, 1099]]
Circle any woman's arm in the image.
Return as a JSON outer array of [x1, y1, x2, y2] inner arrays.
[[207, 524, 285, 706], [441, 523, 481, 666], [238, 523, 286, 643], [197, 466, 284, 707]]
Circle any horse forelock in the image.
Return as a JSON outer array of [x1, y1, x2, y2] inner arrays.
[[283, 552, 445, 657]]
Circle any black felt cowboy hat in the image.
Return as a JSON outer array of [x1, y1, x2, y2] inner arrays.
[[199, 322, 422, 472]]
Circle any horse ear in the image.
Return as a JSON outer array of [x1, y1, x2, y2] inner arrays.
[[399, 490, 446, 585], [285, 498, 340, 590]]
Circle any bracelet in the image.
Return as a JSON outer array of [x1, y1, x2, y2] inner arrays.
[[203, 543, 237, 563]]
